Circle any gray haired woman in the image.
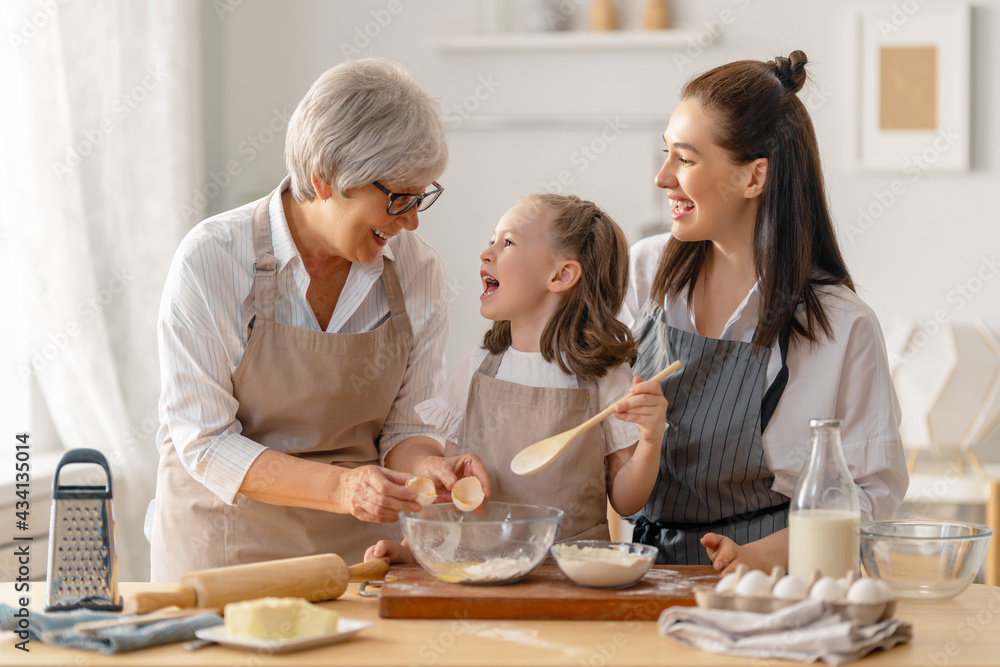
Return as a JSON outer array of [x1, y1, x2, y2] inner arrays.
[[149, 59, 488, 581]]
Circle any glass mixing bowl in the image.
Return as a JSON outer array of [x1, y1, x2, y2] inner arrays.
[[400, 502, 563, 585], [859, 519, 992, 601]]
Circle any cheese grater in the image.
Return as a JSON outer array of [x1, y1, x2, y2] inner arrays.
[[45, 448, 122, 611]]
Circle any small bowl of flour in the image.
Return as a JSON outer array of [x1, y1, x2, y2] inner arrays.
[[550, 541, 658, 589]]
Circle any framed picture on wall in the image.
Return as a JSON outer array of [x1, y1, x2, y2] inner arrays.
[[856, 3, 970, 172]]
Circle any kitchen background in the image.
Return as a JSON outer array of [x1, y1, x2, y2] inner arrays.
[[1, 0, 998, 581]]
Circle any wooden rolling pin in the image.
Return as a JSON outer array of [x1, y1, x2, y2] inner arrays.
[[128, 554, 388, 614]]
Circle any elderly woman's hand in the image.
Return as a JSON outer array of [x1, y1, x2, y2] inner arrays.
[[335, 465, 423, 523], [412, 453, 492, 503]]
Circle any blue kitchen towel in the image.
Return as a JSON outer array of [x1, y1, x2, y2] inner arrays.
[[0, 604, 222, 654]]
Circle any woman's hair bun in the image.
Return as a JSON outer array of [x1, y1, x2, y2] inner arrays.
[[769, 50, 807, 93]]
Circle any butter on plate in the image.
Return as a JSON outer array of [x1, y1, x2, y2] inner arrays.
[[224, 597, 339, 641]]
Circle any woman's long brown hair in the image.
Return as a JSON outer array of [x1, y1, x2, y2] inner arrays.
[[651, 50, 854, 351], [482, 194, 636, 381]]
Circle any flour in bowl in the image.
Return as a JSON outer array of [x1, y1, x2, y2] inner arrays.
[[429, 557, 535, 583], [464, 557, 535, 581], [553, 545, 654, 588]]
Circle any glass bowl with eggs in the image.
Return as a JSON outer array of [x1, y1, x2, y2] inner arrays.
[[550, 540, 658, 589], [400, 501, 564, 585], [693, 565, 896, 625]]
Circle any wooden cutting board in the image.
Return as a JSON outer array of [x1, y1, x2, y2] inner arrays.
[[379, 563, 718, 620]]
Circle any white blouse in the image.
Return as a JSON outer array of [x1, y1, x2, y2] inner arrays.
[[621, 233, 908, 522], [416, 347, 641, 455], [157, 177, 449, 504]]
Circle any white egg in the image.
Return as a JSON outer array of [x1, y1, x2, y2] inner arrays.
[[715, 572, 739, 593], [846, 578, 893, 604], [734, 569, 772, 597], [810, 576, 846, 602], [772, 574, 809, 600]]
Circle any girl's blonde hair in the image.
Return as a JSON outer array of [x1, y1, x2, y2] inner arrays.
[[482, 194, 636, 381]]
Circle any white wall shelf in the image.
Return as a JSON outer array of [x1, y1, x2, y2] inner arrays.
[[440, 30, 698, 52]]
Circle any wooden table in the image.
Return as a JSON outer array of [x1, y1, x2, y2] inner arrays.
[[3, 581, 1000, 666]]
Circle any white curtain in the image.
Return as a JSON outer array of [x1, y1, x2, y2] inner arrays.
[[0, 0, 203, 581]]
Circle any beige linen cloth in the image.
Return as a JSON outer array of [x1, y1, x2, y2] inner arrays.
[[657, 599, 912, 665]]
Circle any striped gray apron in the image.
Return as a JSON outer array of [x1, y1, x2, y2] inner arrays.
[[630, 300, 790, 565]]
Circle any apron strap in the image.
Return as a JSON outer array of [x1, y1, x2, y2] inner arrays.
[[242, 190, 280, 335], [379, 256, 405, 318], [760, 328, 791, 433], [476, 350, 503, 378]]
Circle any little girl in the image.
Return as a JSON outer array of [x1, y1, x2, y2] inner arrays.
[[368, 194, 668, 562]]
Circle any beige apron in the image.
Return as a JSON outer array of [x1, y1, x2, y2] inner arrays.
[[457, 352, 611, 542], [150, 184, 409, 581]]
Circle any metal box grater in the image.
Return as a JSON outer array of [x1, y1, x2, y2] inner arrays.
[[45, 448, 122, 611]]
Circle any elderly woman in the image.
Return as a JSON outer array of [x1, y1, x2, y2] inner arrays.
[[149, 59, 484, 581]]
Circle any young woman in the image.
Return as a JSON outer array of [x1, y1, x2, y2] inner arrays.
[[622, 51, 907, 573], [367, 194, 669, 563]]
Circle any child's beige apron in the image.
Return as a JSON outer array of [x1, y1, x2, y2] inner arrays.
[[456, 352, 613, 542], [150, 183, 410, 581]]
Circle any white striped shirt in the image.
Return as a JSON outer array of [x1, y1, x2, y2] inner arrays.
[[156, 178, 449, 504]]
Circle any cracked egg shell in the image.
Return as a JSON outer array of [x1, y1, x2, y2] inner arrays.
[[405, 476, 437, 506], [451, 477, 485, 512]]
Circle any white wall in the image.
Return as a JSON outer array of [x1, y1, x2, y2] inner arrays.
[[199, 0, 1000, 457]]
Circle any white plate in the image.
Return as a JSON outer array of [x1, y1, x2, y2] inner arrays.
[[195, 618, 373, 654]]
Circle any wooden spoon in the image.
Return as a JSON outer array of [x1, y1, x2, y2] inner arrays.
[[510, 360, 682, 476]]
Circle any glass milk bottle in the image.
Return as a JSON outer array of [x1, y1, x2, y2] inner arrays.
[[788, 419, 860, 579]]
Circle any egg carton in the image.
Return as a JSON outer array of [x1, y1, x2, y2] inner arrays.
[[693, 565, 897, 626]]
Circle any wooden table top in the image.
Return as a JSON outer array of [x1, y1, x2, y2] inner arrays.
[[3, 580, 1000, 666]]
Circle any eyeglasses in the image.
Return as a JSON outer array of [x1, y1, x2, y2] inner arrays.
[[372, 181, 444, 215]]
